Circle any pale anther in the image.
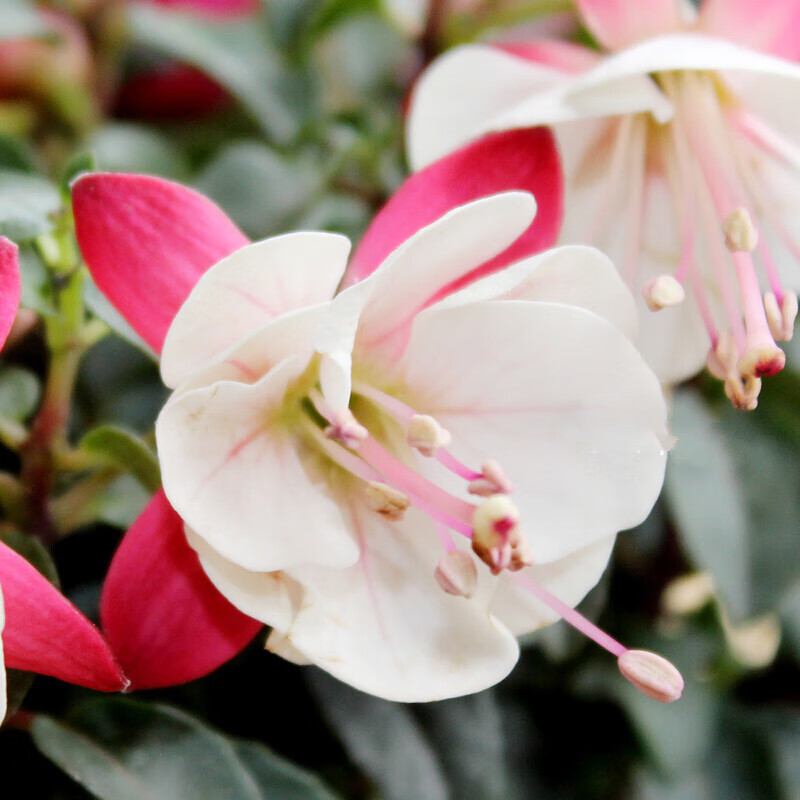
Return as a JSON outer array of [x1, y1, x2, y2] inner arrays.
[[468, 459, 513, 496], [324, 409, 368, 449], [642, 275, 685, 311], [406, 414, 451, 456], [722, 207, 758, 252], [722, 612, 781, 669], [434, 550, 478, 598], [365, 481, 411, 521], [472, 495, 532, 575], [617, 649, 684, 703]]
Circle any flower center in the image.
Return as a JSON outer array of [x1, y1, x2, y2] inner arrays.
[[291, 377, 683, 703]]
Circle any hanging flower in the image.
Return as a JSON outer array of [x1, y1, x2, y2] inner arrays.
[[406, 0, 800, 409], [75, 157, 681, 703], [0, 239, 128, 722]]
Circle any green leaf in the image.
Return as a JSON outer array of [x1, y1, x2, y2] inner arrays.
[[416, 690, 509, 800], [90, 474, 151, 530], [32, 698, 342, 800], [79, 425, 161, 493], [0, 134, 37, 173], [0, 170, 61, 241], [0, 0, 49, 40], [0, 365, 40, 421], [307, 669, 449, 800], [61, 151, 97, 198], [127, 3, 300, 143], [196, 143, 324, 237], [665, 390, 750, 619], [84, 274, 157, 360], [88, 124, 189, 180], [18, 243, 55, 313]]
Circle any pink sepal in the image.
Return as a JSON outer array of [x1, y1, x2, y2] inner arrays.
[[575, 0, 683, 51], [699, 0, 800, 60], [0, 237, 21, 351], [100, 491, 262, 690], [72, 173, 249, 354], [345, 128, 563, 294], [0, 540, 127, 691]]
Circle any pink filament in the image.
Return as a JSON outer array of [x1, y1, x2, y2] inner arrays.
[[513, 572, 627, 658]]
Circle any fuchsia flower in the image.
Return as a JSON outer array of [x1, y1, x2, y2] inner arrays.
[[0, 239, 127, 722], [75, 131, 681, 703], [407, 0, 800, 409]]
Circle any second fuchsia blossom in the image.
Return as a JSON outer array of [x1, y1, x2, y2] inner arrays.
[[407, 0, 800, 409], [73, 146, 682, 704]]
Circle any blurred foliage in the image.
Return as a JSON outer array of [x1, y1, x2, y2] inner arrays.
[[0, 0, 798, 799]]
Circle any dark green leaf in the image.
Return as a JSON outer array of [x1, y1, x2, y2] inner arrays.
[[90, 474, 151, 530], [79, 425, 161, 493], [307, 669, 449, 800], [0, 365, 40, 421], [0, 134, 37, 173], [196, 143, 324, 237], [61, 152, 97, 198], [32, 698, 342, 800], [665, 390, 750, 618], [84, 275, 157, 360], [127, 3, 299, 143], [88, 124, 189, 180], [0, 170, 61, 241]]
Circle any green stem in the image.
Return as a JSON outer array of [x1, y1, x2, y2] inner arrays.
[[51, 468, 119, 535]]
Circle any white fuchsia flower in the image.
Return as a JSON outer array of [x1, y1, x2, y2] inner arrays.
[[407, 0, 800, 408], [151, 190, 677, 702]]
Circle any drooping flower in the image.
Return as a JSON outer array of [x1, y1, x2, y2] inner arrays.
[[0, 238, 128, 722], [75, 164, 681, 703], [77, 129, 564, 691], [407, 0, 800, 409]]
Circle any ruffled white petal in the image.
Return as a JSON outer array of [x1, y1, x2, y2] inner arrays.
[[407, 43, 671, 170], [490, 535, 617, 636], [401, 301, 668, 563], [161, 233, 351, 389], [432, 244, 638, 340], [285, 504, 520, 702], [156, 357, 359, 572], [315, 192, 537, 411]]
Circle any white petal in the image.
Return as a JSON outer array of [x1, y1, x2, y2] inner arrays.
[[161, 233, 351, 389], [407, 44, 670, 170], [433, 244, 638, 340], [186, 527, 300, 630], [174, 303, 327, 395], [490, 536, 617, 636], [401, 301, 668, 563], [356, 192, 537, 348], [284, 504, 520, 702], [315, 192, 537, 411], [0, 582, 5, 723], [156, 358, 358, 572]]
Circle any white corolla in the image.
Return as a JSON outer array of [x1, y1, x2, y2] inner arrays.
[[155, 192, 680, 702]]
